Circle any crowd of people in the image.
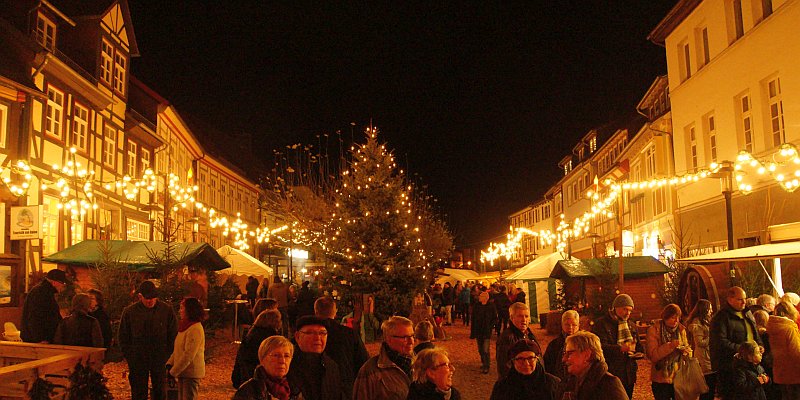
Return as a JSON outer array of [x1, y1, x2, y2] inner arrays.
[[19, 267, 800, 400]]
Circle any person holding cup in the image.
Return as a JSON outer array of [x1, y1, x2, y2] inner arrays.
[[591, 293, 643, 399], [646, 303, 692, 400]]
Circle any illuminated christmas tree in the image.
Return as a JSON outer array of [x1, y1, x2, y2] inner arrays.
[[321, 127, 434, 319]]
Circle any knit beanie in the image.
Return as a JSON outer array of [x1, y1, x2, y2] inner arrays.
[[612, 294, 634, 309]]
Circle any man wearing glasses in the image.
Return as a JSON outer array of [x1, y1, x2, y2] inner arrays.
[[287, 315, 346, 400], [354, 316, 415, 400]]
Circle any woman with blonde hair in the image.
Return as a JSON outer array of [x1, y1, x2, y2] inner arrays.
[[234, 335, 303, 400], [767, 300, 800, 399], [407, 348, 461, 400]]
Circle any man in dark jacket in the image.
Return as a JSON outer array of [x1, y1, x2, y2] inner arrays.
[[493, 286, 512, 334], [442, 282, 455, 325], [471, 291, 497, 374], [591, 293, 643, 400], [496, 302, 540, 378], [711, 286, 762, 398], [119, 281, 178, 400], [314, 297, 368, 399], [295, 281, 317, 319], [289, 315, 346, 400], [21, 269, 66, 343]]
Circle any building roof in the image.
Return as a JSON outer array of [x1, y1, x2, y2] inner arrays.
[[678, 241, 800, 263], [648, 0, 702, 45], [550, 256, 668, 279], [52, 0, 140, 56]]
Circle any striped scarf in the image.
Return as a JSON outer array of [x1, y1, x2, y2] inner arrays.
[[614, 312, 634, 345]]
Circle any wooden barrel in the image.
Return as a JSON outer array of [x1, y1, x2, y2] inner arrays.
[[677, 264, 725, 314]]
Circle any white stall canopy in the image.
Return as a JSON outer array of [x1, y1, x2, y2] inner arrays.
[[217, 245, 274, 277]]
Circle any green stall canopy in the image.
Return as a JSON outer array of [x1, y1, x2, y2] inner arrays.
[[42, 240, 231, 271], [549, 256, 668, 279]]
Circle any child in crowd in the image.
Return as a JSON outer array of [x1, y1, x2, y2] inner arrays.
[[729, 340, 769, 400]]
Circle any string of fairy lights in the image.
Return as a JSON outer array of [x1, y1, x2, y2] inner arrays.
[[482, 143, 800, 263], [0, 126, 442, 265]]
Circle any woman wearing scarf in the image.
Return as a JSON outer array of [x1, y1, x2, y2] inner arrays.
[[407, 348, 461, 400], [234, 335, 303, 400], [490, 339, 560, 400], [167, 297, 206, 400], [646, 303, 692, 400]]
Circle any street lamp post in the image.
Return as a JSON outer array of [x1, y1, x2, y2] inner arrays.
[[715, 161, 736, 285]]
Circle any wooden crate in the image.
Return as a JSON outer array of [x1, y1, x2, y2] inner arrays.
[[0, 341, 105, 399]]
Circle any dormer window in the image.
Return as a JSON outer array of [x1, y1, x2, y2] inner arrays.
[[589, 137, 597, 153], [101, 40, 113, 84], [36, 13, 56, 51], [113, 50, 127, 95]]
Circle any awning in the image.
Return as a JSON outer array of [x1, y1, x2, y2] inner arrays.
[[677, 241, 800, 263], [436, 268, 479, 283], [506, 252, 574, 280], [42, 240, 231, 271], [550, 256, 668, 279], [217, 245, 273, 277]]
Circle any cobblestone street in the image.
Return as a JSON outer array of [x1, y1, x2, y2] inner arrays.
[[104, 322, 656, 399]]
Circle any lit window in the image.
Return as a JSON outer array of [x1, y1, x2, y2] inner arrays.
[[46, 86, 64, 139], [644, 146, 656, 177], [71, 103, 88, 151], [767, 78, 785, 147], [688, 126, 698, 170], [141, 149, 151, 173], [740, 95, 753, 152], [42, 195, 60, 255], [104, 125, 116, 166], [101, 40, 113, 84], [126, 219, 150, 241], [113, 50, 127, 94], [35, 13, 56, 51], [0, 103, 8, 148], [707, 115, 717, 162], [127, 140, 138, 176]]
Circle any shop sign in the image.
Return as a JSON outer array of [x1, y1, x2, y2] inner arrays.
[[10, 205, 42, 240]]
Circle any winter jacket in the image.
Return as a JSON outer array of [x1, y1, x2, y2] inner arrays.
[[591, 311, 643, 390], [722, 358, 768, 400], [89, 306, 112, 349], [295, 287, 317, 319], [118, 299, 177, 366], [406, 381, 462, 400], [322, 318, 369, 398], [493, 292, 511, 317], [543, 333, 568, 380], [233, 326, 281, 388], [268, 282, 290, 309], [470, 302, 497, 340], [233, 365, 304, 400], [353, 343, 412, 400], [20, 279, 62, 343], [710, 304, 761, 373], [490, 361, 560, 400], [646, 320, 690, 384], [441, 286, 454, 306], [168, 322, 205, 379], [557, 360, 628, 400], [458, 288, 471, 305], [688, 317, 712, 374], [766, 315, 800, 384], [287, 349, 346, 400], [496, 324, 539, 378], [53, 310, 103, 348], [413, 341, 435, 355]]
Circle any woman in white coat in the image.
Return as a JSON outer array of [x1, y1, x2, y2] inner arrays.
[[167, 297, 206, 400]]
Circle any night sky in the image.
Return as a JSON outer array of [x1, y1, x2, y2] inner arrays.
[[127, 1, 676, 248]]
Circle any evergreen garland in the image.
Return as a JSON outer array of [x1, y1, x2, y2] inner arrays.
[[66, 362, 113, 400]]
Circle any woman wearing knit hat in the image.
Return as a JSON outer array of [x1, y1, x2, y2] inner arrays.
[[489, 339, 560, 400], [590, 293, 644, 400]]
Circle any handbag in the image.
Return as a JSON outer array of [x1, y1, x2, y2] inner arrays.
[[673, 356, 709, 400]]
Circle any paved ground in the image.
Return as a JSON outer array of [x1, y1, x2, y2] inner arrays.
[[104, 322, 656, 399]]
